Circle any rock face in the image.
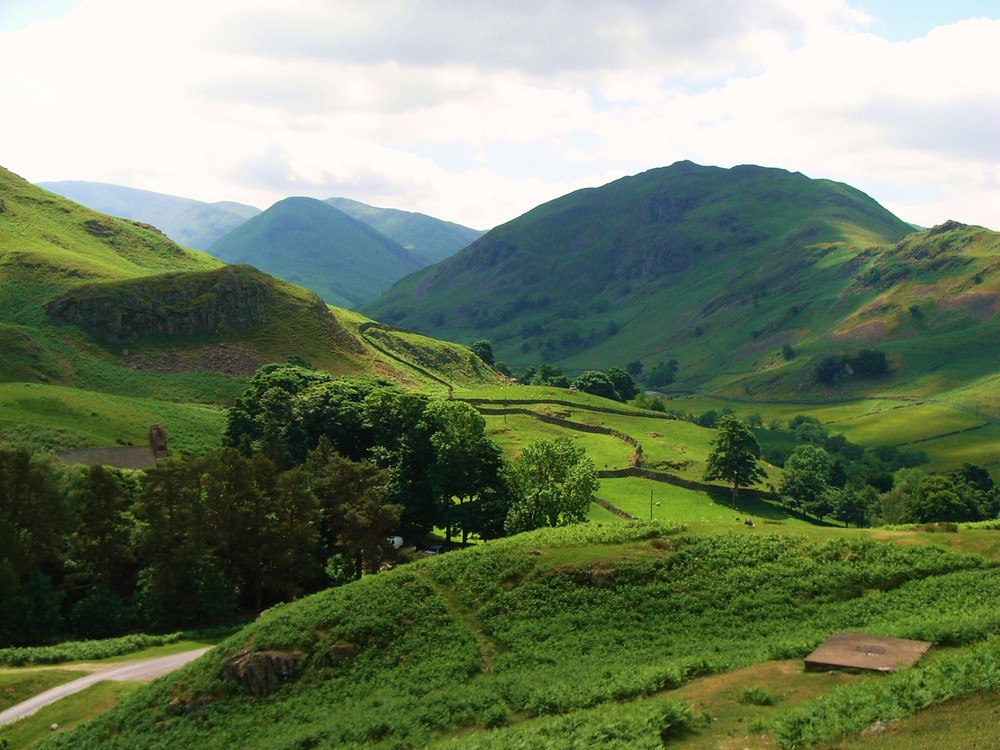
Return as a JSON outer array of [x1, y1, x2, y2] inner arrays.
[[222, 648, 304, 697], [44, 265, 278, 344]]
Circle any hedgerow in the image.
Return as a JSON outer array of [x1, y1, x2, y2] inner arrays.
[[0, 631, 184, 666]]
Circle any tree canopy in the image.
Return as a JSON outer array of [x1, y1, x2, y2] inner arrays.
[[505, 438, 599, 534], [223, 364, 509, 537], [703, 416, 766, 506], [779, 444, 834, 517]]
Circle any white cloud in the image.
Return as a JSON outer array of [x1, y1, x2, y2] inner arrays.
[[1, 0, 999, 230]]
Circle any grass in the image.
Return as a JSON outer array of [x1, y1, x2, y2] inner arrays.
[[594, 475, 799, 527], [815, 689, 1000, 749], [0, 681, 140, 749], [30, 523, 1000, 749], [0, 671, 82, 712], [657, 391, 1000, 477], [484, 413, 634, 466], [0, 382, 227, 454]]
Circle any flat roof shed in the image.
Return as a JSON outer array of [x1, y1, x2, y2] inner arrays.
[[805, 632, 932, 673]]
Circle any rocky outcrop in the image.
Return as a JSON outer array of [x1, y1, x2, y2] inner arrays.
[[45, 265, 280, 344], [222, 648, 304, 697]]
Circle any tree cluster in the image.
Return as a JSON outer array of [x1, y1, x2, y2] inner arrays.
[[1, 364, 605, 647], [778, 441, 998, 527], [814, 348, 889, 385], [572, 368, 637, 403], [224, 365, 508, 543], [645, 359, 679, 389], [0, 444, 405, 644], [517, 364, 570, 387], [875, 464, 999, 525], [700, 414, 995, 530]]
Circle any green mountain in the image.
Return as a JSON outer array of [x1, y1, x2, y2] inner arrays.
[[37, 180, 261, 250], [208, 197, 425, 308], [361, 161, 999, 396], [326, 196, 484, 265]]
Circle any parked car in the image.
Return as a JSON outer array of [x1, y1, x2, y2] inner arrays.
[[423, 544, 445, 556], [386, 536, 403, 550]]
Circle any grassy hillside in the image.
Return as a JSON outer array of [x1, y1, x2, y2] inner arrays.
[[327, 196, 484, 265], [0, 167, 502, 453], [1, 167, 221, 318], [362, 166, 1000, 452], [207, 197, 424, 308], [362, 162, 913, 375], [33, 522, 1000, 749], [37, 180, 261, 251]]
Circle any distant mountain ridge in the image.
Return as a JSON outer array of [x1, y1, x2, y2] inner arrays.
[[38, 180, 261, 250], [36, 180, 481, 307], [1, 165, 501, 449], [326, 196, 483, 265], [207, 197, 426, 308]]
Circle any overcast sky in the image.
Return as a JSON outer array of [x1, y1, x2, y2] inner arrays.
[[1, 0, 998, 230]]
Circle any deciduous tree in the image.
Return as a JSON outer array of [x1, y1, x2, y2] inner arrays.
[[703, 416, 766, 507], [573, 370, 619, 401], [505, 438, 599, 534], [779, 444, 834, 517]]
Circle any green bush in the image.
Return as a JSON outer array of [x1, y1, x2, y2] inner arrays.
[[738, 685, 776, 706], [0, 631, 183, 666]]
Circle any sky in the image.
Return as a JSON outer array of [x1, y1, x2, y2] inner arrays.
[[1, 0, 999, 231]]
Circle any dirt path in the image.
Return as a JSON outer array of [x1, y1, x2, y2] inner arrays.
[[0, 648, 211, 725]]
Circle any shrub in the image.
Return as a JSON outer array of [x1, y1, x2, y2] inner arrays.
[[659, 700, 695, 741], [738, 685, 776, 706]]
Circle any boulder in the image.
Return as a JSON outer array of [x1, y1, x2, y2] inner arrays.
[[222, 648, 303, 697]]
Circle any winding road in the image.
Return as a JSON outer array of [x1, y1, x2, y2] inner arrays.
[[0, 647, 211, 726]]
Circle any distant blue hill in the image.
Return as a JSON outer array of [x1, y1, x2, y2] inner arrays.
[[38, 180, 260, 250], [208, 197, 425, 308], [326, 196, 484, 265]]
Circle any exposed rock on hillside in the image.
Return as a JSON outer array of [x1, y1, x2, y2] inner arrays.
[[46, 265, 291, 344], [222, 648, 303, 697]]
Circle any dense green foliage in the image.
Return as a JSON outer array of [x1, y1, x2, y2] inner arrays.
[[0, 442, 411, 642], [780, 444, 836, 518], [772, 636, 1000, 748], [0, 632, 184, 666], [469, 339, 495, 366], [223, 364, 510, 540], [644, 359, 679, 389], [879, 464, 1000, 525], [517, 363, 571, 387], [703, 415, 767, 504], [814, 348, 890, 385], [505, 437, 599, 533], [572, 367, 637, 402], [36, 525, 1000, 749]]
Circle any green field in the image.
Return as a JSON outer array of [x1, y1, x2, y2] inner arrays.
[[666, 392, 1000, 476], [596, 475, 800, 527], [0, 382, 227, 454]]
